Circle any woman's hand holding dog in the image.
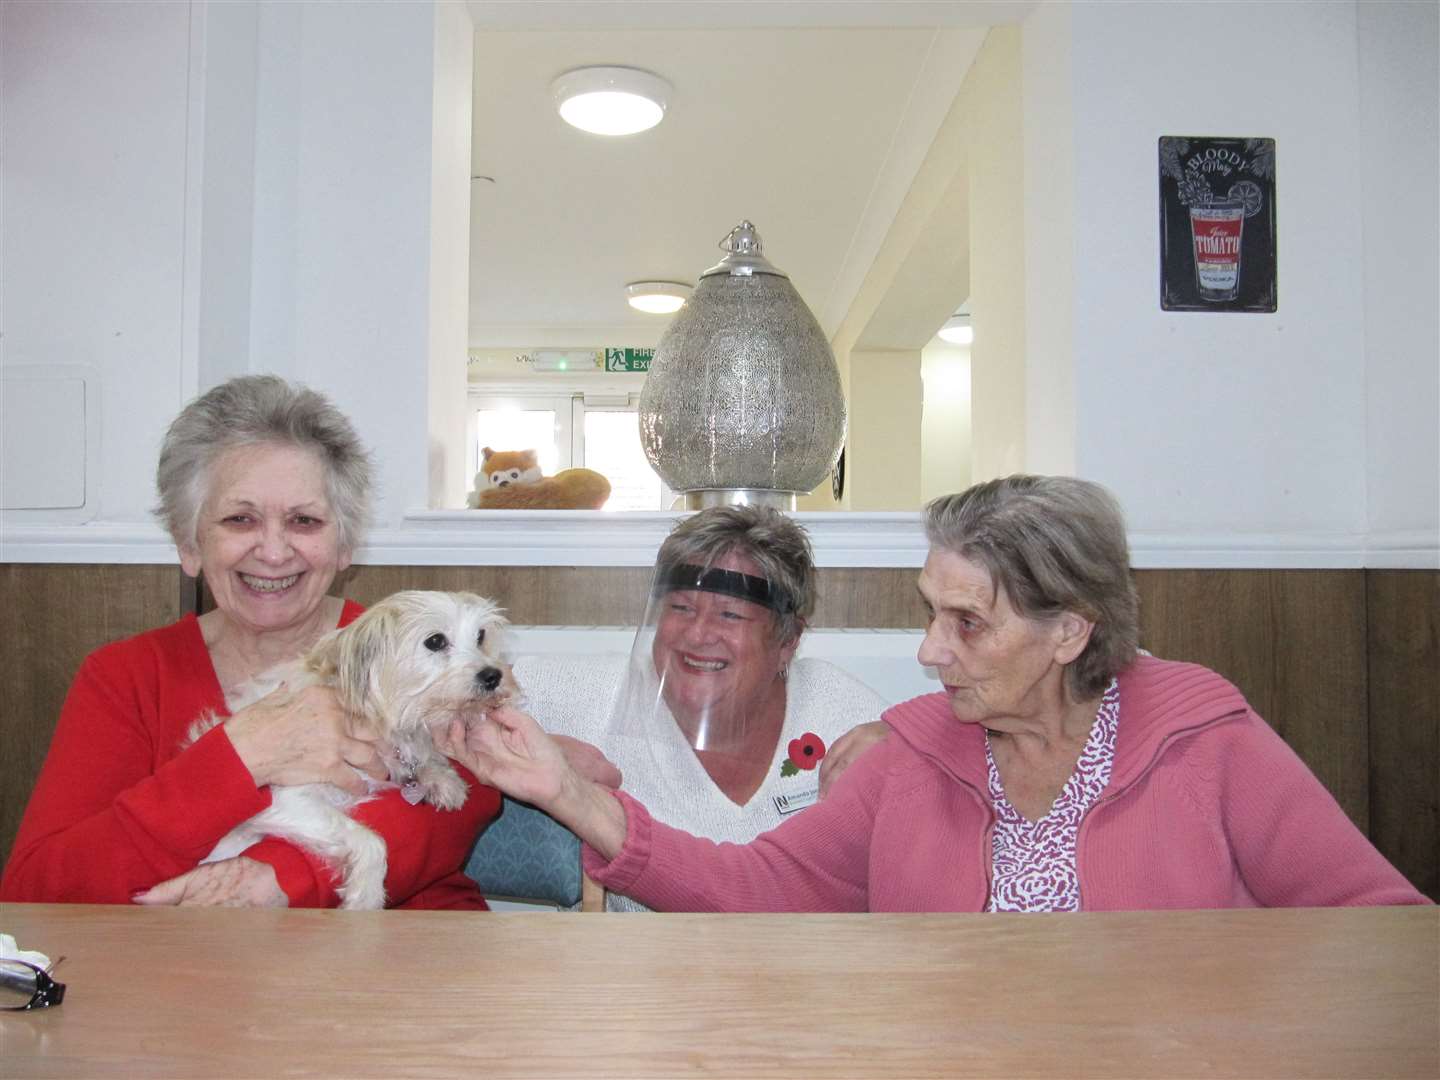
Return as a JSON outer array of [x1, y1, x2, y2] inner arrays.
[[441, 707, 628, 861], [132, 856, 288, 908], [225, 684, 387, 796]]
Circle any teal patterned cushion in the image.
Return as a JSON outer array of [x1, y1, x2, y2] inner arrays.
[[465, 797, 582, 907]]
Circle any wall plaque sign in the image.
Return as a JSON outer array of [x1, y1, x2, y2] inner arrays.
[[1159, 136, 1276, 312]]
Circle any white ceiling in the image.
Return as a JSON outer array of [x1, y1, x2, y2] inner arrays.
[[466, 2, 1034, 349]]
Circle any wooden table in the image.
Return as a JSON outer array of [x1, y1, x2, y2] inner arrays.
[[1, 904, 1435, 1079]]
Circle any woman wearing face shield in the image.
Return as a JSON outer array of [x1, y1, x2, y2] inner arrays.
[[508, 505, 888, 911]]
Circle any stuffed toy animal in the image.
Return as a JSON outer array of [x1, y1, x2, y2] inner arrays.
[[467, 447, 611, 510]]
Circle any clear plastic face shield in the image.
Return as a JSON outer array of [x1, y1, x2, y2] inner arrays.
[[603, 549, 801, 802]]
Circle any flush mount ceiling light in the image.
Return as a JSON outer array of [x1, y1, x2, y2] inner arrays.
[[938, 312, 974, 345], [626, 281, 692, 314], [552, 66, 671, 136]]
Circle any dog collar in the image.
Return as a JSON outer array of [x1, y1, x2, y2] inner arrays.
[[387, 745, 426, 804]]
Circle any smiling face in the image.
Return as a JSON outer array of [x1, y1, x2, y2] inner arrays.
[[915, 548, 1084, 730], [179, 442, 351, 639], [650, 550, 797, 735]]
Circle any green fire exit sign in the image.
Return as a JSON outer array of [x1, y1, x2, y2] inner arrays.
[[604, 348, 655, 373]]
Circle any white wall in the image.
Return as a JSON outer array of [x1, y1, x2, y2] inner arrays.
[[849, 349, 923, 510], [2, 1, 192, 524], [236, 0, 478, 527], [963, 25, 1027, 483], [1059, 0, 1436, 562], [193, 0, 260, 393], [920, 342, 972, 501], [1358, 1, 1439, 555], [1, 1, 475, 540], [1019, 0, 1075, 476], [3, 1, 1434, 569], [427, 1, 476, 510], [248, 2, 444, 528]]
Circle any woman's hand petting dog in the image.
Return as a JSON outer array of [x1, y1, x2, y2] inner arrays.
[[132, 856, 288, 908], [440, 707, 573, 808], [224, 684, 386, 795], [439, 707, 629, 860]]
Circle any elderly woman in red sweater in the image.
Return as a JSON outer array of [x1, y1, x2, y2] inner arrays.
[[444, 475, 1428, 911], [2, 376, 500, 909]]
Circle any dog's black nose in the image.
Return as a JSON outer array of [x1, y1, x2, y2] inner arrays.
[[477, 667, 503, 692]]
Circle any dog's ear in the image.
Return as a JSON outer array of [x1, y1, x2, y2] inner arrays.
[[305, 605, 402, 739]]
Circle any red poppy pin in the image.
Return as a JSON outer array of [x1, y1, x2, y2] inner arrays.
[[780, 732, 826, 777]]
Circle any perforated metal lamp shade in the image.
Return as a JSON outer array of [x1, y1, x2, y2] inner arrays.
[[638, 221, 847, 510]]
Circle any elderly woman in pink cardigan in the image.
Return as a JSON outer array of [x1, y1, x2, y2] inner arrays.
[[442, 476, 1428, 911]]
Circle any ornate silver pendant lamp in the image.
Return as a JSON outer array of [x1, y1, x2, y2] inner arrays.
[[638, 221, 847, 510]]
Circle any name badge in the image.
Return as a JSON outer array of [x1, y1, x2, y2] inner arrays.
[[773, 787, 819, 816]]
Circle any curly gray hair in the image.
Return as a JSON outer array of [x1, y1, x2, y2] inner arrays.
[[924, 475, 1139, 698], [155, 375, 374, 553], [655, 505, 816, 645]]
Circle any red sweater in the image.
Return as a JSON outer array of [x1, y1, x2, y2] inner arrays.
[[586, 656, 1429, 911], [1, 602, 499, 909]]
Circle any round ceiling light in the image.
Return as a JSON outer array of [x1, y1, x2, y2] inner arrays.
[[626, 281, 691, 314], [552, 66, 671, 136], [937, 313, 974, 346]]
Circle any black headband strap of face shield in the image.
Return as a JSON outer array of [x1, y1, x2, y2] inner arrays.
[[653, 562, 796, 616]]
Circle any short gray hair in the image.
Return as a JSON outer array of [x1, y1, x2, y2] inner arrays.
[[924, 475, 1139, 698], [155, 375, 374, 552], [656, 505, 816, 645]]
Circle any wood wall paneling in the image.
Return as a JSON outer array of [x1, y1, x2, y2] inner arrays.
[[1267, 571, 1371, 832], [0, 564, 193, 869], [1136, 570, 1281, 715], [813, 569, 926, 629], [1134, 570, 1370, 831], [332, 567, 929, 630], [336, 566, 656, 626], [7, 563, 1436, 901], [1366, 570, 1440, 901]]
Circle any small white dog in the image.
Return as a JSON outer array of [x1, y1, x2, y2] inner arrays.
[[189, 590, 515, 909]]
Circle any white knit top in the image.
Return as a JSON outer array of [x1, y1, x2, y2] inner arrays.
[[512, 654, 889, 911]]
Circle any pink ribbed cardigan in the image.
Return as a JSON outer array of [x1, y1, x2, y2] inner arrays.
[[584, 656, 1429, 911]]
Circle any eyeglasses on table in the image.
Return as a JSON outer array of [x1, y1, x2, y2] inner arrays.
[[1, 958, 66, 1011]]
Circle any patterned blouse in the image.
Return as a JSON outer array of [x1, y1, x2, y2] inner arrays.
[[985, 680, 1121, 913]]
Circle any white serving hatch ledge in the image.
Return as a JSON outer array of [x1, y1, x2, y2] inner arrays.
[[3, 514, 1432, 569]]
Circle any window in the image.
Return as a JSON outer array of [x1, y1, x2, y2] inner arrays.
[[580, 401, 667, 512], [472, 403, 565, 476], [468, 386, 673, 510]]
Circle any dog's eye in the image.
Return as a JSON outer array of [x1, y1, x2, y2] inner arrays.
[[423, 633, 449, 652], [475, 628, 486, 648]]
